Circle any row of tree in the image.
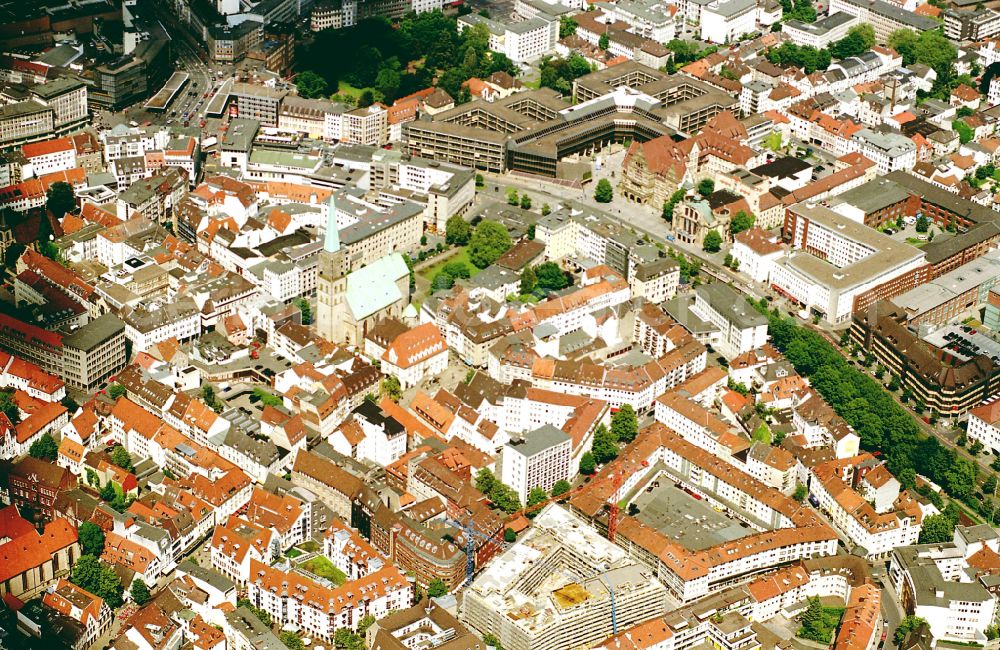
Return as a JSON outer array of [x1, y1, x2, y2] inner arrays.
[[765, 24, 875, 74], [757, 303, 981, 506]]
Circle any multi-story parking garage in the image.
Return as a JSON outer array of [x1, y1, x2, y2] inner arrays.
[[403, 61, 737, 177]]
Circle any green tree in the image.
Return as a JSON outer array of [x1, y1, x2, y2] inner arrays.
[[504, 527, 517, 542], [559, 15, 578, 38], [432, 271, 454, 291], [506, 187, 519, 206], [131, 578, 151, 605], [483, 633, 504, 650], [919, 513, 956, 543], [798, 596, 830, 642], [599, 33, 610, 50], [534, 261, 569, 290], [541, 203, 551, 216], [71, 555, 103, 593], [520, 266, 537, 294], [475, 468, 498, 494], [100, 482, 116, 502], [703, 230, 723, 253], [294, 298, 313, 325], [358, 89, 375, 108], [443, 261, 472, 279], [915, 215, 929, 233], [579, 451, 597, 475], [111, 445, 133, 471], [552, 479, 572, 497], [334, 629, 365, 650], [954, 120, 974, 144], [594, 178, 614, 203], [28, 432, 58, 461], [108, 384, 127, 399], [697, 178, 715, 198], [358, 615, 376, 635], [475, 173, 484, 187], [829, 24, 875, 59], [729, 211, 755, 236], [78, 522, 105, 556], [381, 376, 402, 402], [0, 389, 19, 425], [520, 193, 532, 210], [591, 424, 619, 464], [526, 486, 548, 516], [238, 598, 272, 626], [793, 484, 808, 502], [46, 181, 76, 220], [894, 616, 928, 645], [295, 70, 328, 99], [611, 404, 638, 443], [662, 189, 686, 223], [427, 578, 448, 598], [469, 220, 513, 268], [445, 215, 471, 246]]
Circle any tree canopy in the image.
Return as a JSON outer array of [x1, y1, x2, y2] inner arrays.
[[759, 305, 982, 509], [538, 54, 592, 95], [131, 578, 151, 606], [28, 432, 58, 461], [591, 424, 619, 464], [703, 230, 723, 253], [534, 262, 570, 291], [302, 12, 517, 105], [446, 216, 471, 246], [46, 181, 76, 220], [295, 70, 328, 99], [469, 221, 512, 268], [594, 178, 614, 203], [729, 211, 755, 237], [71, 555, 124, 608], [611, 405, 638, 443], [78, 522, 105, 556]]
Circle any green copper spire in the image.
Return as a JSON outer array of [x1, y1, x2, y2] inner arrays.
[[324, 193, 340, 253]]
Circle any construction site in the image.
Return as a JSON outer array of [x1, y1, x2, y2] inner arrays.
[[459, 505, 671, 650]]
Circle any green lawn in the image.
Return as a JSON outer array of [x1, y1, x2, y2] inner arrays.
[[301, 556, 347, 585], [336, 81, 367, 99], [418, 247, 480, 281], [285, 548, 303, 559]]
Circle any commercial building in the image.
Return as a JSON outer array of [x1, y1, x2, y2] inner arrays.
[[689, 283, 768, 360], [0, 311, 126, 392], [458, 13, 558, 63], [889, 249, 1000, 327], [461, 505, 668, 650], [231, 83, 287, 128], [403, 62, 736, 176], [889, 526, 1000, 644], [699, 0, 755, 44], [851, 129, 917, 174], [772, 202, 927, 324], [567, 422, 838, 602], [499, 424, 572, 502], [850, 301, 1000, 416], [782, 12, 858, 48], [828, 0, 940, 41], [944, 7, 1000, 41]]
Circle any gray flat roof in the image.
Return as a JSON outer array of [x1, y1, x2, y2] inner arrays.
[[63, 312, 125, 351], [507, 424, 570, 457]]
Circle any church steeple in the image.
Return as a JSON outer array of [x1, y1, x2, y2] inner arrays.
[[324, 193, 340, 254]]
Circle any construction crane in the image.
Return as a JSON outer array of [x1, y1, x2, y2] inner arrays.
[[507, 482, 588, 521], [445, 517, 510, 585], [605, 465, 631, 543]]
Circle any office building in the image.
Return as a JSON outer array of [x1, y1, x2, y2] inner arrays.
[[500, 425, 572, 502]]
